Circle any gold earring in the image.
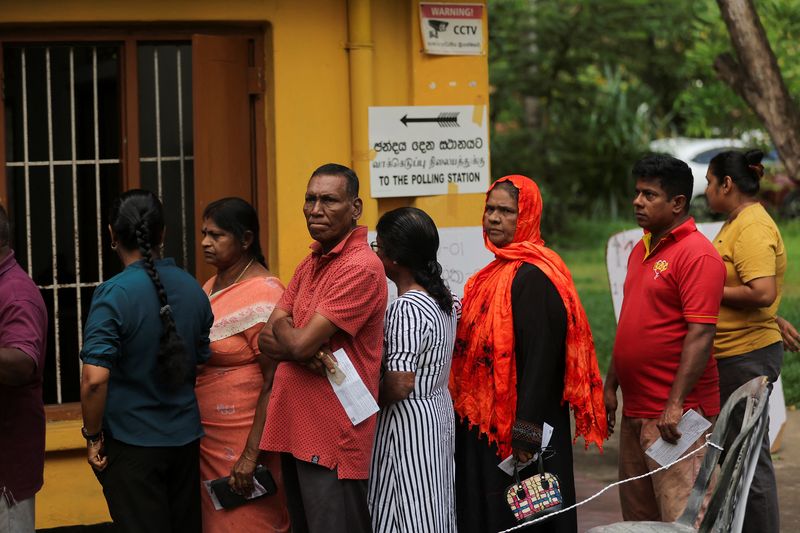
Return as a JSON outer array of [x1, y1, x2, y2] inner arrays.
[[111, 241, 118, 250]]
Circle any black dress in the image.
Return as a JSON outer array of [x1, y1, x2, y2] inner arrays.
[[454, 263, 577, 533]]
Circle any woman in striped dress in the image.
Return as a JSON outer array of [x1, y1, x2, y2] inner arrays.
[[367, 207, 459, 533]]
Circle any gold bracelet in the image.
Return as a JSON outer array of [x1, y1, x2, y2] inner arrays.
[[241, 452, 258, 463]]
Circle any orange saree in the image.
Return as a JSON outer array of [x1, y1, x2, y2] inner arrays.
[[197, 276, 289, 533]]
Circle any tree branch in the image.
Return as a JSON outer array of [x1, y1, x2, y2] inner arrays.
[[713, 52, 761, 108]]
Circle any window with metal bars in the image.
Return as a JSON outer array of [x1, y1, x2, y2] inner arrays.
[[2, 42, 195, 404]]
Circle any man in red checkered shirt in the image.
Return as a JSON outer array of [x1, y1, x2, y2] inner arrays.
[[259, 163, 387, 533]]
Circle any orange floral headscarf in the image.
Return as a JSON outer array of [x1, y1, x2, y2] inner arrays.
[[449, 175, 607, 458]]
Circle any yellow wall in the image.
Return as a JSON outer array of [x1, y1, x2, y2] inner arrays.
[[0, 0, 488, 527]]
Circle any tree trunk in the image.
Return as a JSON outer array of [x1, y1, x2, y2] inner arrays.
[[715, 0, 800, 178]]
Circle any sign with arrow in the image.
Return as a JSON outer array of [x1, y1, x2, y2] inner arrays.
[[369, 105, 489, 198], [400, 112, 460, 127]]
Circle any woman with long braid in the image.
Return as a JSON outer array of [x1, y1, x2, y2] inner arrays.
[[367, 207, 459, 532], [80, 190, 213, 533]]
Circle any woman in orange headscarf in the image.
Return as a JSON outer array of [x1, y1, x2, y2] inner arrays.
[[450, 175, 607, 532]]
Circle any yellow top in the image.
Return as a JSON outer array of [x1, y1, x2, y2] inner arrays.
[[713, 203, 786, 358]]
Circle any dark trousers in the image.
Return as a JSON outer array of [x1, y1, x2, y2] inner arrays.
[[717, 341, 783, 533], [280, 453, 372, 533], [95, 437, 201, 533]]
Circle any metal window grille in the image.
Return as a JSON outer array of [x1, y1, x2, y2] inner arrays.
[[138, 43, 195, 273], [3, 42, 194, 404]]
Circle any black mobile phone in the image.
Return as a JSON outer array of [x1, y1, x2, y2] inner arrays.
[[208, 465, 277, 510]]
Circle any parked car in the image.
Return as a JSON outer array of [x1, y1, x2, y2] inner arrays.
[[649, 137, 799, 218], [649, 137, 745, 201]]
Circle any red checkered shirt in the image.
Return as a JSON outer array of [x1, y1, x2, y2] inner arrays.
[[260, 226, 387, 479]]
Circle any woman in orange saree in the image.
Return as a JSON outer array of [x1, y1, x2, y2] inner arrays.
[[197, 198, 290, 532]]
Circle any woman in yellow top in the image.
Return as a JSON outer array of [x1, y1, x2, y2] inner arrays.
[[704, 149, 785, 532]]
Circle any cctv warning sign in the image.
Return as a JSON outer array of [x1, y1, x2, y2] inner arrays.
[[420, 3, 484, 56]]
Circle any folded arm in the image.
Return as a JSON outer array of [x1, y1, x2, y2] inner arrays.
[[722, 275, 776, 309], [259, 308, 339, 363], [379, 371, 415, 407]]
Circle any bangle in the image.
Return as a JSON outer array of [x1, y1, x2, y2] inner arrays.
[[241, 452, 258, 463]]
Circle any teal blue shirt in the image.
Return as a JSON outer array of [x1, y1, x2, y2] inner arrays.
[[80, 258, 213, 447]]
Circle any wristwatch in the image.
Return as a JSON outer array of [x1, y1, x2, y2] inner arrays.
[[81, 426, 103, 442]]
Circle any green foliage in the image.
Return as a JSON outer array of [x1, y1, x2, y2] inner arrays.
[[779, 219, 800, 406], [489, 0, 800, 222], [489, 0, 698, 223], [674, 0, 800, 137]]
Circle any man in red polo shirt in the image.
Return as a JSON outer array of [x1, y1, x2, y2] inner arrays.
[[259, 163, 387, 532], [604, 154, 725, 522]]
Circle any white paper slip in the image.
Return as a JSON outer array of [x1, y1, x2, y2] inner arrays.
[[542, 422, 554, 448], [645, 409, 713, 467], [497, 422, 554, 476], [327, 348, 379, 426]]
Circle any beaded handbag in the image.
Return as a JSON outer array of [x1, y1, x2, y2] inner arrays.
[[505, 453, 563, 523]]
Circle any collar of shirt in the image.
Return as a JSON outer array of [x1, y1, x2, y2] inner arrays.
[[125, 257, 178, 270], [309, 225, 368, 265], [0, 249, 18, 278], [641, 216, 697, 260]]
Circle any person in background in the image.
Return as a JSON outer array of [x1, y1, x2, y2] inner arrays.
[[776, 316, 800, 352], [0, 203, 48, 533], [451, 175, 607, 533], [605, 155, 725, 523], [367, 207, 459, 532], [259, 164, 387, 533], [80, 190, 213, 533], [197, 197, 289, 532], [704, 149, 786, 531]]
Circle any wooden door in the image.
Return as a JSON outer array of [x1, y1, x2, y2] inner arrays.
[[192, 34, 256, 282]]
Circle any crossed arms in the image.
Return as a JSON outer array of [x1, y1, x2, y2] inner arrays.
[[258, 308, 338, 374]]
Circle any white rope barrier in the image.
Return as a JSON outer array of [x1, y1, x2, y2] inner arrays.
[[498, 434, 719, 533]]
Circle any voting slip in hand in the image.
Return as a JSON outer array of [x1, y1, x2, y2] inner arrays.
[[322, 353, 346, 386], [645, 409, 712, 467], [326, 348, 379, 426]]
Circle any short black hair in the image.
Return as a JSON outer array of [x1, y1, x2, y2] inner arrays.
[[632, 154, 693, 212], [0, 203, 9, 247], [311, 163, 359, 199]]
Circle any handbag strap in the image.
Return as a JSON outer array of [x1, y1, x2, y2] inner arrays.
[[513, 460, 522, 486]]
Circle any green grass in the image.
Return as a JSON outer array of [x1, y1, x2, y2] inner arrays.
[[549, 218, 800, 407]]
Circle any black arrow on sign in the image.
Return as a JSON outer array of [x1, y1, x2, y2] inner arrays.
[[400, 112, 459, 127]]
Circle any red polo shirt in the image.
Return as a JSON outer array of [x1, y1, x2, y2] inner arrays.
[[260, 226, 387, 479], [614, 217, 725, 418]]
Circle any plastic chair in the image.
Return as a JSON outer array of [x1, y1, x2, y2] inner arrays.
[[587, 376, 770, 533]]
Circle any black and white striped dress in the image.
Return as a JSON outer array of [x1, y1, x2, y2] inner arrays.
[[368, 290, 459, 533]]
